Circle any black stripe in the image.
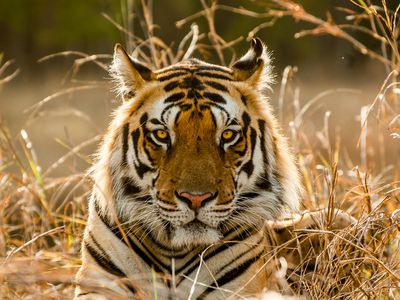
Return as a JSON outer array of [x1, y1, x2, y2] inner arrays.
[[149, 118, 163, 125], [196, 71, 232, 81], [160, 66, 192, 73], [126, 91, 136, 98], [239, 127, 257, 177], [126, 285, 137, 295], [94, 200, 112, 227], [134, 163, 154, 179], [140, 113, 154, 164], [242, 111, 251, 129], [174, 111, 181, 124], [158, 72, 187, 82], [230, 119, 247, 154], [226, 117, 240, 127], [238, 192, 260, 199], [240, 95, 247, 105], [207, 102, 229, 116], [147, 135, 164, 148], [197, 248, 264, 299], [84, 216, 136, 295], [121, 123, 129, 166], [199, 104, 209, 111], [204, 81, 228, 92], [250, 127, 258, 157], [94, 209, 170, 275], [98, 212, 166, 275], [121, 176, 141, 194], [160, 104, 176, 123], [143, 140, 155, 165], [238, 111, 251, 156], [256, 119, 271, 190], [131, 127, 154, 179], [123, 234, 168, 274], [139, 113, 148, 125], [85, 235, 125, 277], [257, 119, 267, 155], [164, 81, 180, 92], [187, 89, 202, 100], [180, 104, 192, 111], [164, 92, 186, 103], [176, 225, 257, 285], [77, 292, 96, 297], [271, 141, 284, 205], [273, 226, 288, 235], [231, 136, 244, 149], [158, 206, 179, 212], [146, 231, 190, 258], [197, 65, 233, 74], [180, 76, 205, 90], [219, 222, 255, 238], [203, 92, 226, 104]]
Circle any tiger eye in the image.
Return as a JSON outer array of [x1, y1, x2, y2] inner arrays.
[[222, 130, 234, 141], [156, 130, 168, 140]]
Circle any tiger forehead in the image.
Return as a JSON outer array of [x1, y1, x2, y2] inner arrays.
[[156, 58, 233, 78], [156, 60, 233, 90], [152, 59, 243, 111]]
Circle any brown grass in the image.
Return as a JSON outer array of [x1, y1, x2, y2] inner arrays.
[[1, 0, 399, 299]]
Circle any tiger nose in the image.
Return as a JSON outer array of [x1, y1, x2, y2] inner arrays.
[[177, 191, 215, 210]]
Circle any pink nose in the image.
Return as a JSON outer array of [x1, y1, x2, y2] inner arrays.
[[179, 192, 214, 210]]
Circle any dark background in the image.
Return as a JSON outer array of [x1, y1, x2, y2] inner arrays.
[[0, 1, 384, 75]]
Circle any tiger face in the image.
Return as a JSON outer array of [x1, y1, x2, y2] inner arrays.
[[103, 38, 300, 248]]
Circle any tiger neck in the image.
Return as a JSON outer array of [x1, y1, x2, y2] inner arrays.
[[128, 218, 265, 256], [128, 220, 266, 275]]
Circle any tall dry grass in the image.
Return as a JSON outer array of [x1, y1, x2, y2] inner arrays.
[[1, 0, 399, 299]]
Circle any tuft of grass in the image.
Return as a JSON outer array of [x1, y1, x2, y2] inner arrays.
[[0, 54, 19, 89], [1, 0, 399, 299]]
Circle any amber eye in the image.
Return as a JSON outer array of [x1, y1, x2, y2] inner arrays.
[[221, 129, 236, 142], [154, 129, 169, 141]]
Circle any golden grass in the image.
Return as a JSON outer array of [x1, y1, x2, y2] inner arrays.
[[1, 0, 399, 299]]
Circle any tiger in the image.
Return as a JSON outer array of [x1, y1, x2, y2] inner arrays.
[[74, 38, 303, 299]]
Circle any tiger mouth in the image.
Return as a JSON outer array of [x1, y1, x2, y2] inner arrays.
[[171, 218, 217, 230], [184, 219, 209, 228], [181, 220, 217, 236], [170, 219, 223, 247]]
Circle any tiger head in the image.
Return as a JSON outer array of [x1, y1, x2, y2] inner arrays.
[[97, 38, 301, 249]]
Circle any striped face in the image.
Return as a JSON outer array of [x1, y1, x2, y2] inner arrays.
[[107, 39, 300, 249]]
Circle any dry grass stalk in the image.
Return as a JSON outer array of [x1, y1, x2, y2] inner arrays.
[[0, 54, 19, 88]]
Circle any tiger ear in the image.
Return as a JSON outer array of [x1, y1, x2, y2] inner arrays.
[[231, 37, 273, 90], [110, 44, 155, 99]]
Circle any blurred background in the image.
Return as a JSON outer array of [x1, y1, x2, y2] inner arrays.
[[0, 0, 396, 176]]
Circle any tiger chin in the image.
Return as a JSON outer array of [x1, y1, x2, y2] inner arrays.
[[75, 38, 302, 299]]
